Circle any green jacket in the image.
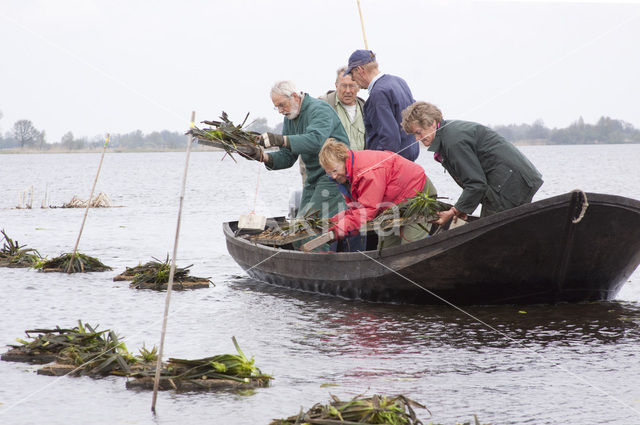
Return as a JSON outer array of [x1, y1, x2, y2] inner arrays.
[[267, 94, 350, 219], [318, 91, 365, 151], [429, 120, 543, 216]]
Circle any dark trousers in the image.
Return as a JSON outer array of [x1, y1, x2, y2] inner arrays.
[[336, 234, 367, 252]]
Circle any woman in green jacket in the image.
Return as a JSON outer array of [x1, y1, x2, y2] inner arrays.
[[401, 101, 543, 226]]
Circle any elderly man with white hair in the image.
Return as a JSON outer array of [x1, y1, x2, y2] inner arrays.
[[246, 81, 350, 239]]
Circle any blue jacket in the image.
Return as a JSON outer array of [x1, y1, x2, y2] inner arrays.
[[363, 74, 418, 161]]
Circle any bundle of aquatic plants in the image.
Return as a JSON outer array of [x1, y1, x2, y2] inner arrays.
[[8, 321, 135, 375], [126, 256, 190, 282], [280, 211, 329, 236], [60, 192, 112, 208], [0, 229, 41, 268], [372, 190, 449, 230], [189, 111, 260, 161], [270, 393, 428, 425], [252, 210, 329, 242], [32, 252, 112, 273], [158, 337, 271, 384], [126, 255, 211, 290]]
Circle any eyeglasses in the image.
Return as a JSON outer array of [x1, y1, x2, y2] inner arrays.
[[325, 168, 340, 177], [273, 98, 290, 111], [338, 83, 358, 90]]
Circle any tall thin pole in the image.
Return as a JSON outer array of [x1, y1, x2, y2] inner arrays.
[[356, 0, 368, 49], [67, 134, 109, 273], [151, 111, 196, 413]]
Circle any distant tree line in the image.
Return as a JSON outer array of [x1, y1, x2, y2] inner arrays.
[[0, 110, 638, 151], [492, 116, 640, 144]]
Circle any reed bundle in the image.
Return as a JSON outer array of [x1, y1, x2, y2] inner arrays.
[[0, 229, 41, 268], [252, 210, 329, 243], [16, 186, 34, 209], [8, 321, 135, 376], [270, 394, 428, 425], [372, 190, 449, 231], [166, 337, 271, 383], [129, 337, 272, 386], [189, 111, 260, 161], [120, 255, 212, 290], [60, 192, 112, 208], [33, 252, 112, 273]]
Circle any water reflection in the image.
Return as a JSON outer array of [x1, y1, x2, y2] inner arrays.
[[229, 277, 640, 355]]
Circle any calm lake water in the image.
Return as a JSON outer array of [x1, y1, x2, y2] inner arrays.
[[0, 145, 639, 425]]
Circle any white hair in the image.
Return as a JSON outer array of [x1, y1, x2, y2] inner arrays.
[[271, 80, 298, 98]]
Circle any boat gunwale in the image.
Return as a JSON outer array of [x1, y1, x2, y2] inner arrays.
[[223, 192, 640, 264]]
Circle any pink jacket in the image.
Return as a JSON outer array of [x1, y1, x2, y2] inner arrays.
[[330, 150, 428, 238]]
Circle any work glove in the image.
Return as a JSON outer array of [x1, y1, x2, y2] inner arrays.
[[240, 144, 264, 162], [258, 132, 288, 148]]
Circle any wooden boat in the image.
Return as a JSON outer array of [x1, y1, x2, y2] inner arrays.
[[223, 192, 640, 305]]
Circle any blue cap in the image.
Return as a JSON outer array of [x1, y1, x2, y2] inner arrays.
[[344, 50, 376, 76]]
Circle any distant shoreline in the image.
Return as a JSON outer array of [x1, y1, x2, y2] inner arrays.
[[1, 140, 638, 154], [0, 146, 222, 154]]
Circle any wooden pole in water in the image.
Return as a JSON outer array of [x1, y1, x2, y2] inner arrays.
[[356, 0, 369, 49], [66, 134, 109, 273], [151, 111, 196, 413]]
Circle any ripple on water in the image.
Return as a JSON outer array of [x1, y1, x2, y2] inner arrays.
[[1, 149, 640, 425]]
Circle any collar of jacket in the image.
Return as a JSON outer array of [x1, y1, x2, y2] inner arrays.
[[291, 93, 309, 120], [368, 73, 385, 91], [324, 90, 365, 109], [345, 150, 355, 182], [427, 119, 446, 153]]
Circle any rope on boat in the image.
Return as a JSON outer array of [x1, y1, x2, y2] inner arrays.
[[571, 189, 589, 224], [252, 164, 261, 213]]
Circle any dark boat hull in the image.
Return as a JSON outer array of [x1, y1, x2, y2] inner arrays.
[[223, 192, 640, 305]]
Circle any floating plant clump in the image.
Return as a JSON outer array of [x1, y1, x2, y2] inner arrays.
[[33, 252, 112, 273], [114, 255, 211, 290], [189, 111, 260, 161], [1, 321, 136, 376], [270, 393, 429, 425], [58, 192, 113, 208], [1, 326, 269, 393], [165, 337, 271, 383], [0, 229, 42, 268], [126, 336, 272, 392]]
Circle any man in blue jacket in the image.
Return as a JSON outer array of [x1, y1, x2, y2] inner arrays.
[[344, 50, 419, 161]]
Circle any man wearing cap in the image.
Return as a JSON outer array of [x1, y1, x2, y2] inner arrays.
[[344, 49, 419, 162]]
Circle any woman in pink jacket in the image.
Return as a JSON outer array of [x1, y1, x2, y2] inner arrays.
[[319, 138, 437, 249]]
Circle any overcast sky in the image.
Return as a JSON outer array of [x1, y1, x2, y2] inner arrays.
[[1, 0, 639, 143]]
